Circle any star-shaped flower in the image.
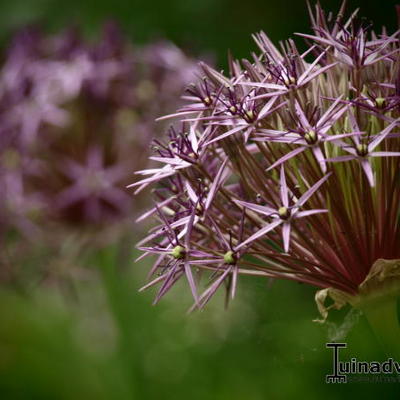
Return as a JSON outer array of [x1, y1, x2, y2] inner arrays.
[[235, 167, 330, 252], [327, 119, 400, 187], [55, 147, 131, 223]]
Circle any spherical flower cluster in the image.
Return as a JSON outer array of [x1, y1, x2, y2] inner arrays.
[[0, 23, 198, 241], [133, 2, 400, 314]]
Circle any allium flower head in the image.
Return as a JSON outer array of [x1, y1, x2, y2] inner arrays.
[[133, 2, 400, 315]]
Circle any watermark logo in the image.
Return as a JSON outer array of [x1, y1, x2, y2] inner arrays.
[[326, 343, 347, 383], [326, 342, 400, 383]]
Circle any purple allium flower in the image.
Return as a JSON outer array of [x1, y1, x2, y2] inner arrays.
[[54, 147, 131, 224], [133, 1, 400, 321], [0, 23, 199, 239]]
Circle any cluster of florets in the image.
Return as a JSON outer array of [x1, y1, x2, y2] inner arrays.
[[0, 23, 197, 241], [133, 3, 400, 309]]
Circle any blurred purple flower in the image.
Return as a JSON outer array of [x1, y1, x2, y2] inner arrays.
[[0, 23, 200, 241]]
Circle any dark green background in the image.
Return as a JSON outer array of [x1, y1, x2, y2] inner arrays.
[[0, 0, 399, 66], [0, 0, 399, 399]]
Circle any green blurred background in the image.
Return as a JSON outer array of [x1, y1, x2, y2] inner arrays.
[[0, 0, 399, 399], [0, 0, 399, 65]]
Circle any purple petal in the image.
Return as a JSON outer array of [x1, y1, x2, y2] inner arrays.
[[370, 151, 400, 157], [204, 124, 246, 146], [149, 156, 191, 167], [365, 48, 400, 66], [197, 266, 232, 309], [297, 51, 327, 85], [235, 219, 282, 250], [188, 126, 199, 153], [234, 199, 276, 216], [317, 95, 344, 128], [369, 121, 398, 151], [266, 146, 306, 171], [295, 209, 328, 218], [344, 142, 360, 153], [257, 96, 277, 119], [185, 181, 198, 204], [200, 62, 233, 87], [135, 197, 175, 223], [282, 222, 291, 253], [326, 155, 356, 163], [128, 168, 175, 193], [360, 159, 375, 187], [156, 110, 199, 121], [230, 265, 238, 300], [296, 173, 331, 207], [189, 259, 223, 265], [280, 166, 289, 207], [258, 100, 287, 121], [240, 81, 286, 90], [300, 62, 339, 86], [258, 129, 287, 136], [184, 259, 199, 304], [324, 131, 363, 142], [154, 265, 183, 304], [209, 218, 230, 249], [244, 127, 253, 143], [205, 158, 229, 210], [311, 146, 326, 173], [295, 33, 343, 50], [147, 253, 168, 278], [294, 101, 311, 130], [139, 274, 167, 292], [253, 90, 288, 100]]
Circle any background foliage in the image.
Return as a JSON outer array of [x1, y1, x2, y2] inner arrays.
[[0, 0, 399, 398]]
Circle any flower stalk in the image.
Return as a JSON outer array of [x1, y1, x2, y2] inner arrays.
[[361, 294, 400, 359]]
